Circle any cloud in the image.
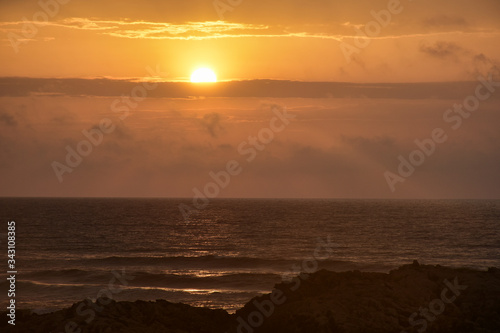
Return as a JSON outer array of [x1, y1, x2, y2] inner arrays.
[[472, 53, 500, 78], [341, 135, 398, 162], [51, 113, 76, 124], [1, 94, 500, 198], [423, 15, 468, 28], [0, 18, 275, 40], [259, 102, 286, 113], [199, 112, 224, 138], [419, 41, 466, 59], [419, 41, 499, 78], [3, 16, 492, 44], [2, 77, 497, 100], [0, 109, 17, 127]]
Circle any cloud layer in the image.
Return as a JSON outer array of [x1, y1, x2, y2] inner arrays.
[[1, 94, 499, 198]]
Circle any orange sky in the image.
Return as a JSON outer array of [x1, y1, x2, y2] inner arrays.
[[1, 0, 499, 82], [0, 0, 499, 199]]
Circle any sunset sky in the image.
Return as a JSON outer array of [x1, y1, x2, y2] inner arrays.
[[1, 0, 500, 81], [0, 0, 499, 198]]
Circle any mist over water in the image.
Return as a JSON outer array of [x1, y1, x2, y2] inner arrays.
[[1, 198, 499, 313]]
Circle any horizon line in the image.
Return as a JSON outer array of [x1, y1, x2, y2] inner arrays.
[[0, 76, 486, 85]]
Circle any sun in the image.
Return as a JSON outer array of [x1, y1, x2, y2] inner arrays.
[[190, 68, 217, 83]]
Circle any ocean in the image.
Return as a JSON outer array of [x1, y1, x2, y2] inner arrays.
[[1, 198, 499, 314]]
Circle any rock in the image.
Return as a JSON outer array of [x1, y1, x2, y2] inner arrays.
[[231, 263, 500, 333], [1, 264, 499, 333], [0, 299, 232, 333]]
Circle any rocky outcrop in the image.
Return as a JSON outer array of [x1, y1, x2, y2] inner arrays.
[[1, 300, 232, 333], [233, 262, 500, 333], [2, 263, 499, 333]]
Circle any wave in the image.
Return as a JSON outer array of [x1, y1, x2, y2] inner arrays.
[[8, 279, 260, 314], [86, 255, 303, 267], [22, 255, 382, 270], [15, 269, 282, 290]]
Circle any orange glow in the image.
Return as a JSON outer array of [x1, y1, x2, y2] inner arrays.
[[190, 68, 217, 83]]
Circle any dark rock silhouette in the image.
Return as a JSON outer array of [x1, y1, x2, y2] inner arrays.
[[232, 263, 500, 333], [2, 263, 499, 332]]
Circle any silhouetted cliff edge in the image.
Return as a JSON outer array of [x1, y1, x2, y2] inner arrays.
[[2, 262, 499, 333]]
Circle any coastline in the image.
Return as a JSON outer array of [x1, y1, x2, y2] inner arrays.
[[2, 262, 499, 333]]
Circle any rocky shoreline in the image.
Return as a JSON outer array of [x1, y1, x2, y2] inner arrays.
[[2, 262, 499, 333]]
